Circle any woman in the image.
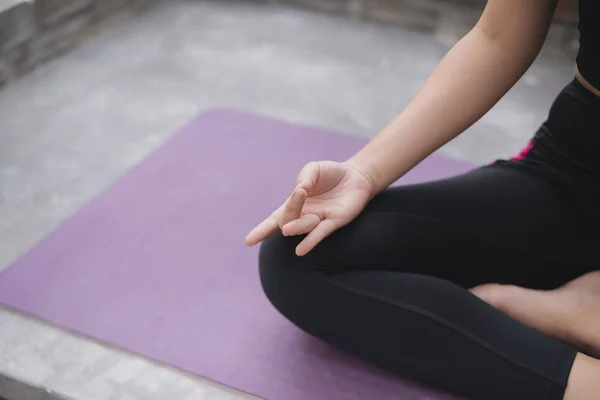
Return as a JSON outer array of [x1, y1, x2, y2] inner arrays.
[[246, 0, 600, 398]]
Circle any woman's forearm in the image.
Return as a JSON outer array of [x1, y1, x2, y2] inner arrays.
[[347, 24, 549, 194]]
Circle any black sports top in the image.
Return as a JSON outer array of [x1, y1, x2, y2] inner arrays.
[[576, 0, 600, 89]]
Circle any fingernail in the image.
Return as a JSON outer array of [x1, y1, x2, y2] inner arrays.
[[292, 189, 304, 200]]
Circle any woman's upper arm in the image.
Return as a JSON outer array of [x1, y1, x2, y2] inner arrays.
[[475, 0, 559, 54]]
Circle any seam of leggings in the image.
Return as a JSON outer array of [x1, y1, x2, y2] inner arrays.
[[362, 210, 597, 266], [323, 277, 567, 386]]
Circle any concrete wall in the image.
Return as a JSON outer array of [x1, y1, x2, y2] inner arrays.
[[0, 0, 157, 87], [267, 0, 579, 56], [0, 0, 580, 89]]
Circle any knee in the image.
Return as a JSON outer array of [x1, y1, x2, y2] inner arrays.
[[259, 231, 301, 268], [258, 232, 314, 312]]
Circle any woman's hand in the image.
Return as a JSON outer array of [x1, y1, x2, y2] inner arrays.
[[245, 160, 377, 256]]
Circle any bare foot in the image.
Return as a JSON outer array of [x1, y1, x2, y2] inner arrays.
[[471, 271, 600, 358], [565, 353, 600, 400]]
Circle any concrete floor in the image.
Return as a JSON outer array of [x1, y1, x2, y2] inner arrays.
[[0, 0, 575, 399]]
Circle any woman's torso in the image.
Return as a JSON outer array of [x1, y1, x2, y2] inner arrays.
[[575, 0, 600, 94], [497, 1, 600, 219]]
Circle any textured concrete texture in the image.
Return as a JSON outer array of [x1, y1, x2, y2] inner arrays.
[[0, 0, 575, 399]]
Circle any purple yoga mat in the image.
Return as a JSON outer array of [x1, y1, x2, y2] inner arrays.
[[0, 110, 473, 400]]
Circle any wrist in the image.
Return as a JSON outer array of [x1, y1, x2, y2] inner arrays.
[[343, 158, 382, 198]]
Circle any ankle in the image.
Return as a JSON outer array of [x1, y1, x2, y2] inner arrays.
[[564, 353, 600, 400]]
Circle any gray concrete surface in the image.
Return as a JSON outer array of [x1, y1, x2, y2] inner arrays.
[[0, 0, 575, 398]]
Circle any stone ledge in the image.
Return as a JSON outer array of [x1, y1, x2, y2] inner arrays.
[[0, 0, 159, 88], [0, 370, 72, 400]]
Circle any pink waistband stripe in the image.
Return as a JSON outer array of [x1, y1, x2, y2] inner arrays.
[[509, 140, 534, 161]]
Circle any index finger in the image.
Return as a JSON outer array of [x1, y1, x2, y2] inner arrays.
[[245, 214, 279, 246], [246, 187, 306, 246]]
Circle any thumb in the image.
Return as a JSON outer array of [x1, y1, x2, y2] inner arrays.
[[295, 162, 320, 192]]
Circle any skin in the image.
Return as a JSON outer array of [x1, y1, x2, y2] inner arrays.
[[246, 0, 600, 397]]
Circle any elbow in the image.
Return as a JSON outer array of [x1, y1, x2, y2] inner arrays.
[[472, 24, 546, 68]]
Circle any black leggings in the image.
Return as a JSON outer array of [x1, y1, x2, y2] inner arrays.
[[259, 80, 600, 400]]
